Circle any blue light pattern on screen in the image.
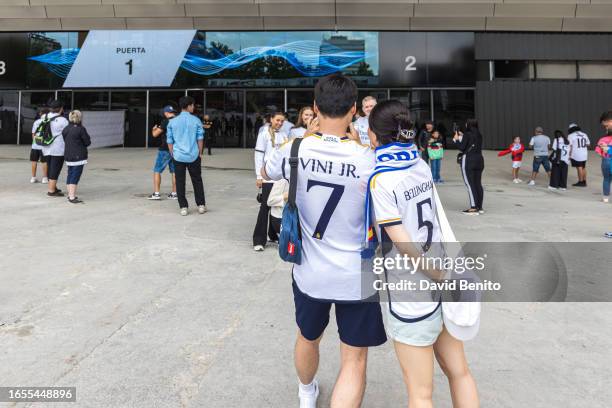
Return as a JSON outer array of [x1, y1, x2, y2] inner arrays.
[[29, 38, 369, 78]]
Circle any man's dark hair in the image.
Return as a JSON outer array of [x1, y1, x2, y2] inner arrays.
[[600, 111, 612, 122], [314, 74, 357, 118], [466, 118, 479, 130], [179, 96, 195, 110], [48, 99, 63, 113]]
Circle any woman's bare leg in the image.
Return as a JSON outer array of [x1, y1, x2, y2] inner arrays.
[[393, 341, 434, 408]]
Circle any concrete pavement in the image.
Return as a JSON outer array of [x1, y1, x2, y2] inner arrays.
[[0, 146, 610, 407]]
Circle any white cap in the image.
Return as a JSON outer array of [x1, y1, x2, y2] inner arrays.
[[443, 312, 480, 341], [568, 123, 578, 129]]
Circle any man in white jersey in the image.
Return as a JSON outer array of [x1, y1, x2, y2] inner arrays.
[[263, 75, 386, 408], [41, 100, 69, 197], [568, 123, 591, 187], [30, 107, 49, 184], [351, 95, 377, 146]]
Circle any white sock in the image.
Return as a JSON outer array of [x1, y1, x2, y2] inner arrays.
[[299, 380, 316, 395], [154, 191, 160, 195]]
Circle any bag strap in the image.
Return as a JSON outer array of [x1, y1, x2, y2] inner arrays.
[[288, 138, 303, 207]]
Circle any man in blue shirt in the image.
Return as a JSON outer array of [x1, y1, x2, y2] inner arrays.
[[167, 96, 206, 216]]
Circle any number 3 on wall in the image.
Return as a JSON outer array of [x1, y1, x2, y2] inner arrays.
[[405, 56, 417, 71], [0, 61, 6, 76]]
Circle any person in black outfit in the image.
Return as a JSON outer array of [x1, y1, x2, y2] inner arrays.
[[454, 119, 484, 215], [62, 110, 91, 204], [418, 121, 434, 164], [203, 114, 214, 155]]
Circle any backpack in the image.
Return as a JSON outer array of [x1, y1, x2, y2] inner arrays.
[[279, 137, 303, 264], [34, 115, 59, 147]]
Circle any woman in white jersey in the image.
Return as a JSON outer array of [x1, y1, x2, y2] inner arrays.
[[367, 100, 480, 407], [253, 112, 288, 251], [288, 106, 314, 140]]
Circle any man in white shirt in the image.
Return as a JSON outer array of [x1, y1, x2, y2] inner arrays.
[[262, 75, 386, 408], [41, 100, 69, 197], [568, 123, 591, 187], [30, 107, 49, 184], [351, 95, 377, 146]]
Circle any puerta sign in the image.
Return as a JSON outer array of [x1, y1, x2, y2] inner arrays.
[[0, 33, 28, 89], [378, 32, 475, 87]]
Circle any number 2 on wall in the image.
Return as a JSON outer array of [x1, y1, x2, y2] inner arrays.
[[125, 59, 133, 75], [405, 56, 417, 71], [0, 61, 6, 76]]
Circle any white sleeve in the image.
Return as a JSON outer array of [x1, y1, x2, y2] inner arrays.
[[264, 140, 292, 181], [552, 139, 558, 150], [254, 131, 267, 179], [370, 179, 402, 227], [586, 135, 591, 146], [32, 120, 40, 134], [529, 137, 534, 146]]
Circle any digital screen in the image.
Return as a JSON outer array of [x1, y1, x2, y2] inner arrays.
[[0, 33, 28, 89], [13, 30, 475, 89]]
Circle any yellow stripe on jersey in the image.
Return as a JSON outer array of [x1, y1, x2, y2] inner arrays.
[[370, 173, 384, 189], [377, 217, 402, 225]]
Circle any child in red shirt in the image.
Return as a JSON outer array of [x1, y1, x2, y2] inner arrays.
[[498, 136, 525, 183]]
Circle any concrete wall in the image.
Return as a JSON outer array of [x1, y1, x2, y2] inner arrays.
[[1, 1, 612, 32]]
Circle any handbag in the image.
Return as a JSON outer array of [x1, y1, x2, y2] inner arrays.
[[278, 138, 304, 264], [428, 146, 444, 160]]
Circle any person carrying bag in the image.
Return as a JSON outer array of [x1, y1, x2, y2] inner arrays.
[[279, 138, 303, 264]]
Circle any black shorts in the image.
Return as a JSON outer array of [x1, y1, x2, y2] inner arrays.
[[30, 149, 47, 163], [571, 159, 586, 168], [47, 156, 65, 180], [292, 280, 387, 347]]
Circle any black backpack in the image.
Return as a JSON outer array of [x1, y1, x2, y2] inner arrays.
[[34, 115, 59, 147]]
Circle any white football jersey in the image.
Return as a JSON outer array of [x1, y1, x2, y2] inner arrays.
[[41, 113, 69, 157], [353, 116, 371, 146], [552, 137, 571, 164], [288, 127, 307, 140], [265, 133, 375, 301], [31, 118, 43, 150], [568, 131, 590, 162], [254, 128, 288, 182], [370, 160, 442, 320]]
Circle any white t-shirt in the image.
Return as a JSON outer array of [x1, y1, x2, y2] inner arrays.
[[40, 113, 69, 157], [265, 134, 375, 301], [568, 131, 590, 162], [254, 128, 288, 182], [31, 118, 42, 150], [370, 160, 441, 320], [280, 120, 294, 137], [353, 116, 370, 146], [552, 137, 571, 165], [289, 127, 307, 140]]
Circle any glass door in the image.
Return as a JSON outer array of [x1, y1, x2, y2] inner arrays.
[[245, 90, 284, 148], [0, 92, 19, 144], [19, 91, 54, 145], [110, 91, 147, 147], [206, 90, 244, 148]]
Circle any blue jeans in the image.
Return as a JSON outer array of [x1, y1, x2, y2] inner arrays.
[[430, 159, 442, 181], [66, 165, 84, 185], [533, 156, 551, 173], [602, 158, 611, 197]]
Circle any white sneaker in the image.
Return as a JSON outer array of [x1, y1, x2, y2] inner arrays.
[[560, 188, 567, 191], [198, 205, 207, 214], [604, 197, 609, 203], [298, 380, 319, 408], [30, 177, 38, 183], [516, 178, 523, 183], [41, 177, 49, 184], [168, 192, 178, 200], [528, 180, 535, 186], [253, 245, 265, 252], [548, 186, 558, 191], [180, 208, 188, 216], [512, 179, 519, 184], [148, 193, 161, 200]]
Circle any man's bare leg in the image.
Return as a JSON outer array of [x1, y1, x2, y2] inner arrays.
[[153, 172, 161, 193], [330, 342, 368, 408], [295, 331, 322, 385]]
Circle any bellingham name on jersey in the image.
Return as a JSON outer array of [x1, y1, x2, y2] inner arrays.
[[403, 180, 434, 201]]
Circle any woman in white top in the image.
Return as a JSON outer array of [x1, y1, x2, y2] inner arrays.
[[253, 112, 288, 251], [367, 100, 479, 408], [288, 106, 314, 140]]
